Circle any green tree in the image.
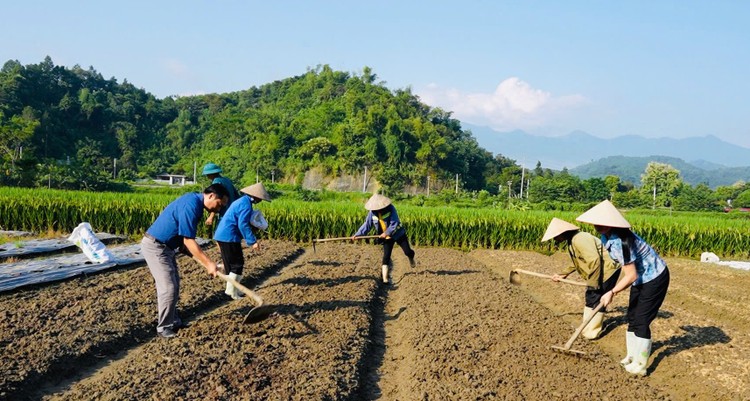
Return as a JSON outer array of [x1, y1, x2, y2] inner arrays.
[[0, 109, 39, 172], [732, 189, 750, 208], [612, 189, 649, 208], [640, 162, 682, 207], [673, 183, 719, 211], [582, 177, 610, 202]]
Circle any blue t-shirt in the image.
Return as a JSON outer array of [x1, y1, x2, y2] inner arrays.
[[354, 205, 402, 237], [214, 195, 257, 245], [146, 193, 204, 249], [602, 231, 667, 285]]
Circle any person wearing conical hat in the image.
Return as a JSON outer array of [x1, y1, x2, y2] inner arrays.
[[352, 194, 416, 284], [576, 200, 670, 376], [214, 182, 272, 299], [542, 218, 621, 340], [202, 162, 240, 229]]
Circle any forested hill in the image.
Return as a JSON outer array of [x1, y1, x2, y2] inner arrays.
[[571, 155, 750, 188], [0, 57, 519, 193]]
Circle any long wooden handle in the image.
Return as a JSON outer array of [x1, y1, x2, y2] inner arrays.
[[562, 302, 604, 349], [217, 272, 264, 306], [512, 269, 588, 287], [313, 235, 380, 243]]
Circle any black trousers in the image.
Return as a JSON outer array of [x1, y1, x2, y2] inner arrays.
[[585, 268, 622, 308], [381, 234, 415, 266], [217, 241, 244, 275], [627, 267, 670, 338]]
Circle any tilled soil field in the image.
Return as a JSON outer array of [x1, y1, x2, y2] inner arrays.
[[1, 240, 748, 400]]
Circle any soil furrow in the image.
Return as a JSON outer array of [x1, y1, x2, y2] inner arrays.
[[43, 243, 385, 400], [470, 249, 750, 401], [376, 247, 670, 400], [0, 240, 303, 401]]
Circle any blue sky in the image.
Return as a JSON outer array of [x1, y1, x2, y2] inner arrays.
[[2, 1, 749, 147]]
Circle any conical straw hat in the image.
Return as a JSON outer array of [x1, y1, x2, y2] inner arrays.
[[364, 194, 391, 211], [541, 218, 580, 242], [241, 182, 272, 202], [576, 199, 631, 228]]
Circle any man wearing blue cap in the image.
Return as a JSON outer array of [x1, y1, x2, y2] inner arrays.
[[202, 162, 240, 228]]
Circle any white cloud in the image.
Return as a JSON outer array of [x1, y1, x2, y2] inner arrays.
[[417, 78, 586, 132], [161, 58, 190, 79], [158, 58, 208, 97]]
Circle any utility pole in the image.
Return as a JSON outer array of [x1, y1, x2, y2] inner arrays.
[[520, 166, 525, 199], [526, 179, 530, 199], [113, 158, 117, 179], [363, 166, 368, 192], [508, 181, 512, 200], [455, 174, 459, 194], [271, 169, 275, 183]]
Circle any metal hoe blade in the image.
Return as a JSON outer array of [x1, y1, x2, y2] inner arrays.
[[243, 304, 274, 324], [509, 270, 522, 285], [550, 345, 588, 356]]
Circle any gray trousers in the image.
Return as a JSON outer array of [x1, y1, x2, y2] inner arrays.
[[141, 236, 181, 333]]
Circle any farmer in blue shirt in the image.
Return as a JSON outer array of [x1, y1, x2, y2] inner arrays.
[[576, 200, 670, 376], [214, 182, 272, 299], [142, 184, 229, 338], [202, 162, 240, 229], [352, 194, 416, 284]]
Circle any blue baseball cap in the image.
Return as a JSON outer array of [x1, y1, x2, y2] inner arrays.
[[202, 163, 222, 175]]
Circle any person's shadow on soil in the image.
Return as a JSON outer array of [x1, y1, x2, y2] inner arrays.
[[308, 260, 343, 267], [598, 307, 675, 339], [403, 269, 481, 277], [385, 306, 407, 321], [255, 299, 374, 339], [273, 274, 372, 288], [649, 325, 731, 373]]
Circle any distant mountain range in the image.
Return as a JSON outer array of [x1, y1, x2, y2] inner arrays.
[[570, 155, 750, 188], [465, 124, 750, 187], [465, 123, 750, 170]]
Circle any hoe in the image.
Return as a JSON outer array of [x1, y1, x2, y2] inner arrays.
[[216, 271, 274, 324], [312, 235, 380, 252], [550, 302, 604, 356], [509, 269, 587, 287]]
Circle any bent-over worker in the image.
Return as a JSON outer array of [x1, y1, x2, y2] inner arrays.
[[214, 182, 272, 299], [542, 217, 622, 340], [142, 184, 229, 338], [352, 194, 416, 284]]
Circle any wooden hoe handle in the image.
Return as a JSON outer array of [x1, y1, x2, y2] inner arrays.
[[217, 272, 264, 306], [313, 235, 380, 243], [512, 269, 588, 287], [561, 302, 605, 350]]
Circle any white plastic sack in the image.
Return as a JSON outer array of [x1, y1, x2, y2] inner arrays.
[[250, 210, 268, 231], [67, 222, 115, 264], [700, 252, 720, 263]]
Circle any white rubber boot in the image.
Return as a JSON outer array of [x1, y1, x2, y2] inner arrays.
[[620, 331, 636, 366], [624, 336, 652, 376], [224, 273, 236, 297], [226, 273, 243, 300], [581, 306, 604, 340], [381, 264, 389, 284]]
